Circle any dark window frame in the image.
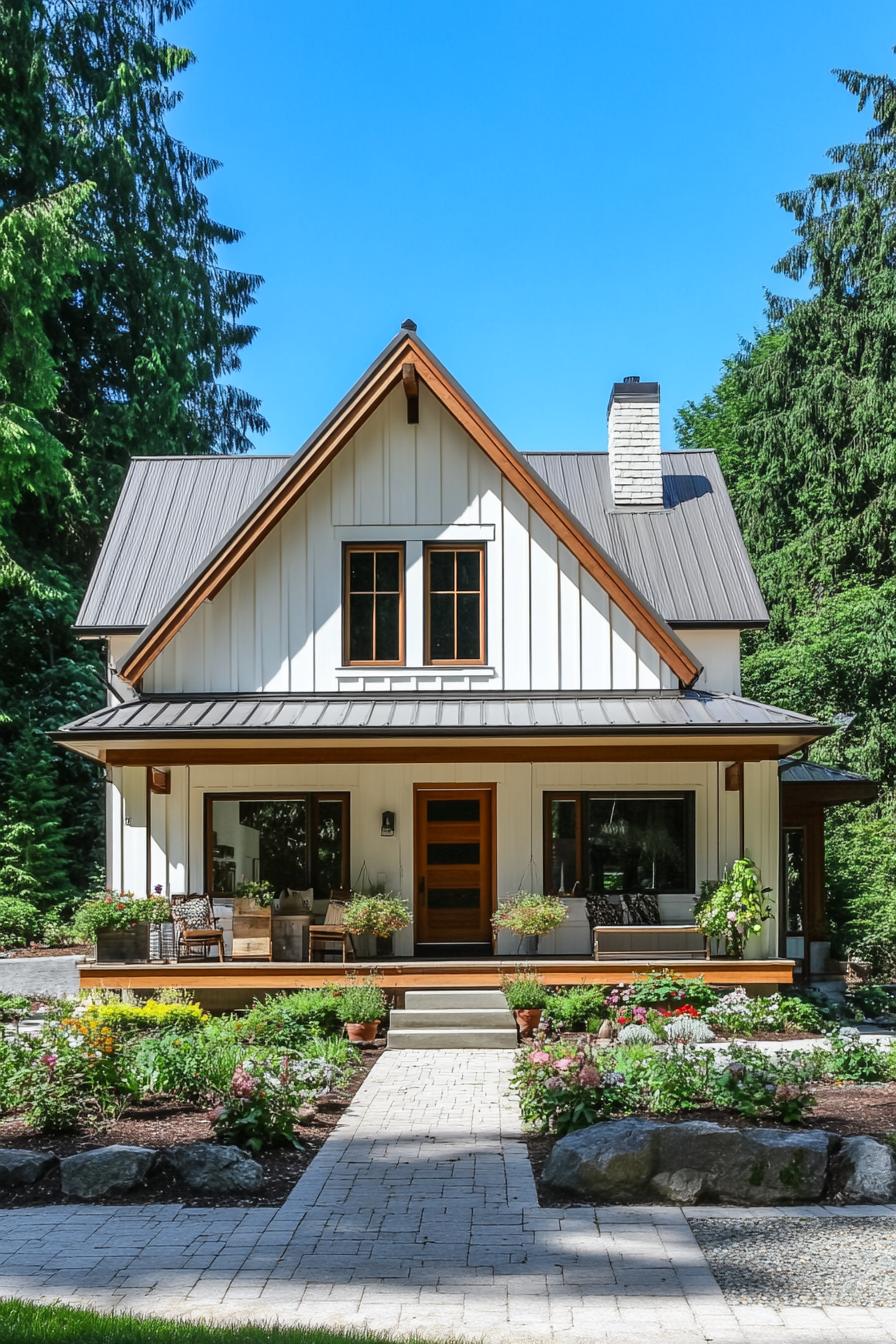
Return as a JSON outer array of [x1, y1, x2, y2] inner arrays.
[[543, 790, 696, 897], [782, 824, 807, 937], [423, 542, 486, 666], [204, 791, 350, 901], [343, 543, 406, 667]]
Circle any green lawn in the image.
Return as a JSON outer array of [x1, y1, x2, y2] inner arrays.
[[0, 1300, 444, 1344]]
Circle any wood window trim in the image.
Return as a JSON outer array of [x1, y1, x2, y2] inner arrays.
[[543, 790, 696, 898], [342, 543, 406, 667], [203, 791, 350, 899], [423, 543, 486, 666]]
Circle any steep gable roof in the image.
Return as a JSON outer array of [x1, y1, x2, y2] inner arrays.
[[111, 328, 701, 687]]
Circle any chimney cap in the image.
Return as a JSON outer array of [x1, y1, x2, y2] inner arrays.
[[607, 379, 659, 416], [623, 375, 640, 384]]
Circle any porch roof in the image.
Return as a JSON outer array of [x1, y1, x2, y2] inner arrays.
[[55, 690, 828, 740]]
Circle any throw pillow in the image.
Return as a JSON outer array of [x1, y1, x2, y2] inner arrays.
[[176, 897, 210, 929], [623, 892, 661, 926], [585, 892, 625, 927]]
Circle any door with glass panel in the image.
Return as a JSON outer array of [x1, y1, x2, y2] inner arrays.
[[414, 787, 494, 949]]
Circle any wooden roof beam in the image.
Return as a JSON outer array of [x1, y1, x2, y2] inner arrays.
[[402, 362, 419, 424]]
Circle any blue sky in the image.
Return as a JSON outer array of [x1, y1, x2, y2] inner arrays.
[[168, 1, 893, 456]]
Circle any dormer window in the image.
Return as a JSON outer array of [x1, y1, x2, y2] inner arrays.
[[343, 544, 405, 665], [424, 544, 485, 665]]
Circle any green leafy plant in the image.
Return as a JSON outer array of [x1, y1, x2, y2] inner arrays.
[[491, 892, 567, 937], [824, 1027, 896, 1083], [210, 1055, 332, 1153], [335, 979, 388, 1026], [343, 893, 410, 939], [0, 992, 32, 1023], [0, 896, 42, 949], [695, 859, 772, 957], [618, 970, 718, 1012], [845, 984, 896, 1021], [711, 1043, 816, 1124], [501, 971, 549, 1011], [706, 988, 825, 1035], [71, 893, 170, 942], [543, 986, 609, 1031], [80, 1000, 207, 1037], [235, 880, 276, 908], [242, 990, 343, 1047]]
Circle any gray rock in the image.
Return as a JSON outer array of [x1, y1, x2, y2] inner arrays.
[[0, 1148, 56, 1186], [60, 1145, 156, 1199], [828, 1136, 896, 1204], [651, 1167, 706, 1204], [162, 1142, 263, 1194], [657, 1121, 830, 1205], [543, 1118, 664, 1200]]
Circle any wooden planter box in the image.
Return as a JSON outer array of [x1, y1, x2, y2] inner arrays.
[[96, 923, 151, 964], [232, 903, 272, 961]]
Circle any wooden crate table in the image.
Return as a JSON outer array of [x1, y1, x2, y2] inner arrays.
[[272, 914, 312, 962], [231, 901, 273, 961]]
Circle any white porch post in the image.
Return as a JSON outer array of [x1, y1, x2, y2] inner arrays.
[[742, 760, 781, 958]]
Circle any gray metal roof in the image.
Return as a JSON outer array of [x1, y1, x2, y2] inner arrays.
[[76, 456, 287, 630], [525, 451, 768, 626], [55, 691, 826, 740], [779, 757, 875, 787], [76, 448, 766, 632]]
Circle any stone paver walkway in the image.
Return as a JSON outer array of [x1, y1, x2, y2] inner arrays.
[[2, 1049, 896, 1343]]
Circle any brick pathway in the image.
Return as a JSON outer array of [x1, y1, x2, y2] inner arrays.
[[1, 1050, 896, 1343]]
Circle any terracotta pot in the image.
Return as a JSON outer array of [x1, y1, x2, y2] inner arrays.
[[345, 1020, 380, 1044], [514, 1008, 543, 1038]]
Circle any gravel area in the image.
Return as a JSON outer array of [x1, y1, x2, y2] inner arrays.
[[691, 1216, 896, 1306]]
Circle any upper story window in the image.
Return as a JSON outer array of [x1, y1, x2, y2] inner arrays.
[[424, 544, 485, 664], [343, 544, 405, 665]]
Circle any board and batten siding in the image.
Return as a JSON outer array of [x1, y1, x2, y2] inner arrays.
[[140, 384, 679, 695]]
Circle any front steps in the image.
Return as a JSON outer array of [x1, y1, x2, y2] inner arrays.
[[387, 989, 519, 1050]]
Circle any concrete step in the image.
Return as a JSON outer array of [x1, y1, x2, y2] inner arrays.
[[389, 1007, 516, 1030], [387, 1027, 520, 1050], [404, 989, 508, 1010]]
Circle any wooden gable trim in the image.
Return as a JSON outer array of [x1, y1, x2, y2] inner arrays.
[[118, 333, 701, 687]]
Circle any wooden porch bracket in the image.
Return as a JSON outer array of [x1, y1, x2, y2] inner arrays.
[[724, 762, 743, 791], [147, 766, 171, 794]]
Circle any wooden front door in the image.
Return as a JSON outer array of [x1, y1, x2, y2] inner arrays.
[[414, 787, 494, 949]]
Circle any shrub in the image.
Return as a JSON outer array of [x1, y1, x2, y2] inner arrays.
[[711, 1044, 816, 1124], [242, 990, 342, 1047], [502, 971, 549, 1011], [663, 1015, 715, 1044], [124, 1017, 246, 1104], [0, 993, 32, 1022], [825, 1027, 896, 1083], [491, 892, 567, 937], [0, 896, 42, 949], [609, 971, 718, 1013], [343, 893, 410, 938], [845, 984, 896, 1021], [512, 1040, 631, 1135], [212, 1056, 313, 1152], [543, 986, 608, 1031], [335, 980, 388, 1025], [706, 989, 825, 1036], [80, 1000, 207, 1037]]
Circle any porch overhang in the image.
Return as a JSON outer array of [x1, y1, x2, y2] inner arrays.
[[53, 690, 830, 766]]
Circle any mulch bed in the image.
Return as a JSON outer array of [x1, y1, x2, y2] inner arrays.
[[527, 1081, 896, 1207], [0, 1040, 384, 1209]]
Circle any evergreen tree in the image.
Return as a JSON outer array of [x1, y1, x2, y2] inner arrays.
[[677, 52, 896, 970], [0, 0, 266, 909]]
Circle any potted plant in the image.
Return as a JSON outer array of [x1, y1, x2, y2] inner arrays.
[[234, 880, 276, 914], [336, 978, 388, 1044], [502, 970, 549, 1037], [343, 891, 410, 959], [491, 891, 568, 956], [72, 891, 171, 964], [695, 858, 772, 958]]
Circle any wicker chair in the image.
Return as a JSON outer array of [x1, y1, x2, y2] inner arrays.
[[170, 893, 225, 962], [307, 890, 355, 962]]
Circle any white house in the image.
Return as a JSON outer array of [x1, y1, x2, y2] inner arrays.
[[56, 324, 847, 981]]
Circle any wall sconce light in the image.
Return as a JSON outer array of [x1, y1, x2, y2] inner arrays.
[[381, 810, 395, 837]]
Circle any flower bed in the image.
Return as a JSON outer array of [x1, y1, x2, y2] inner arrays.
[[0, 990, 378, 1207]]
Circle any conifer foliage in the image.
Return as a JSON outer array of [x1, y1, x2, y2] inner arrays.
[[0, 0, 266, 915], [678, 55, 896, 970]]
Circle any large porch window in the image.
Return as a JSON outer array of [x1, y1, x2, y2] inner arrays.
[[205, 793, 349, 902], [544, 792, 695, 897]]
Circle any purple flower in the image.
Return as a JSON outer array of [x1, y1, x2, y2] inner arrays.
[[578, 1064, 600, 1087], [545, 1076, 563, 1091], [40, 1051, 57, 1069]]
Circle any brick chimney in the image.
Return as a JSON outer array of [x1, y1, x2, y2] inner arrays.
[[607, 376, 663, 507]]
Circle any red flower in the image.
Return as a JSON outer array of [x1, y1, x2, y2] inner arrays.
[[674, 1005, 700, 1018]]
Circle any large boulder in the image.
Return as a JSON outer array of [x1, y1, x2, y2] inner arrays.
[[162, 1142, 263, 1194], [828, 1136, 896, 1204], [0, 1149, 56, 1187], [60, 1145, 156, 1199], [655, 1121, 831, 1205], [544, 1118, 832, 1205], [542, 1118, 664, 1200]]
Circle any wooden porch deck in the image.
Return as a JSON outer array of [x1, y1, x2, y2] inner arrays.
[[80, 957, 794, 992]]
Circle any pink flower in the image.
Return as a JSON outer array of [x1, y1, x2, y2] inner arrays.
[[40, 1051, 57, 1069], [545, 1076, 563, 1091], [529, 1051, 551, 1065], [553, 1057, 574, 1072], [726, 910, 738, 923], [578, 1064, 600, 1087], [230, 1064, 259, 1099]]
